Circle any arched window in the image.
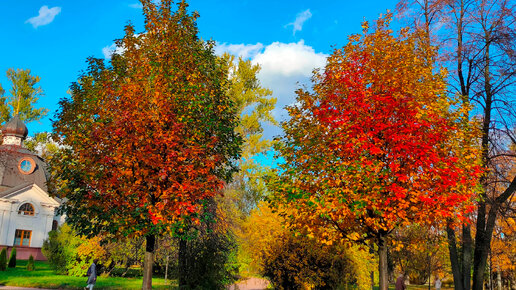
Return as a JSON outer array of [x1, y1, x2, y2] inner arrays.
[[18, 203, 35, 216]]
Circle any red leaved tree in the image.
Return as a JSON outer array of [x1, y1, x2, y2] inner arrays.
[[271, 16, 482, 290]]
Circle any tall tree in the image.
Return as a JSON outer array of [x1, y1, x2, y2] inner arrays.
[[174, 54, 276, 288], [50, 1, 242, 289], [215, 54, 277, 280], [396, 1, 516, 289], [0, 68, 48, 124], [271, 16, 482, 290], [219, 53, 277, 218]]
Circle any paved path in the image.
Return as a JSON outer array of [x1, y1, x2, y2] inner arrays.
[[0, 279, 271, 290], [228, 277, 270, 290]]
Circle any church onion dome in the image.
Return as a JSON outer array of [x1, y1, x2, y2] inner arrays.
[[2, 115, 28, 139]]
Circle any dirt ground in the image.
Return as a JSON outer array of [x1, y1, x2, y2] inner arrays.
[[228, 277, 270, 290]]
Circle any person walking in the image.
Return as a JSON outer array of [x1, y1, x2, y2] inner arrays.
[[396, 274, 406, 290], [435, 277, 442, 290], [85, 259, 98, 290]]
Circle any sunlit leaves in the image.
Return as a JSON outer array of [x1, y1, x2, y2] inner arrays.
[[51, 0, 242, 239], [0, 68, 48, 124], [272, 15, 483, 244]]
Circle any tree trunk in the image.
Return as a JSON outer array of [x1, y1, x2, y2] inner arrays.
[[165, 254, 169, 282], [463, 225, 472, 290], [472, 208, 495, 290], [379, 234, 388, 290], [178, 237, 187, 288], [142, 234, 156, 290], [472, 177, 516, 290], [371, 270, 375, 290], [496, 266, 502, 290], [472, 28, 493, 290], [489, 256, 492, 290], [428, 252, 431, 290], [446, 223, 464, 290]]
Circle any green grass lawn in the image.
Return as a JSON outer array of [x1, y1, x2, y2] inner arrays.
[[0, 260, 177, 289]]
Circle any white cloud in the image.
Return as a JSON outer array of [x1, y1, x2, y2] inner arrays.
[[25, 6, 61, 28], [286, 9, 312, 35], [216, 40, 327, 138], [251, 41, 328, 138], [252, 40, 327, 80], [129, 3, 143, 9], [102, 44, 117, 59], [214, 43, 264, 59], [102, 43, 127, 59]]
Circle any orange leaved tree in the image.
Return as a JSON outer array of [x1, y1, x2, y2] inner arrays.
[[51, 1, 241, 289], [271, 16, 482, 290]]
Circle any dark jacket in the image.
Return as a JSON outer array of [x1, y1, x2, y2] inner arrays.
[[86, 263, 97, 284], [396, 276, 406, 290]]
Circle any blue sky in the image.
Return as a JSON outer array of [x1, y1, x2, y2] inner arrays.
[[0, 0, 399, 138]]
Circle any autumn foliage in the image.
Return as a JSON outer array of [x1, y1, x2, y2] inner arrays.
[[271, 15, 482, 289], [490, 155, 516, 286], [51, 0, 241, 288], [52, 0, 240, 240], [240, 202, 374, 290], [491, 215, 516, 283], [390, 225, 450, 284]]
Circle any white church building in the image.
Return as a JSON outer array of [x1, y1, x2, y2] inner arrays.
[[0, 115, 61, 260]]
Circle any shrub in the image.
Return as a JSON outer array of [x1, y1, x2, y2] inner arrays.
[[241, 202, 374, 290], [42, 229, 68, 274], [26, 254, 35, 271], [8, 247, 16, 268], [42, 224, 84, 275], [42, 223, 109, 277], [0, 248, 6, 271], [178, 228, 239, 290], [261, 234, 357, 290]]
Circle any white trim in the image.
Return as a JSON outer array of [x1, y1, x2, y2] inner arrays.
[[2, 184, 59, 207], [3, 203, 14, 245], [0, 199, 19, 204]]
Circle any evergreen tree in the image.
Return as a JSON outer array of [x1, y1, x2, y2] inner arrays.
[[26, 254, 35, 271], [7, 247, 16, 268], [0, 248, 6, 271]]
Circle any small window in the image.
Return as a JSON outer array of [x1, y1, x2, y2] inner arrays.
[[18, 157, 36, 175], [52, 220, 58, 231], [14, 229, 31, 246], [18, 203, 35, 216]]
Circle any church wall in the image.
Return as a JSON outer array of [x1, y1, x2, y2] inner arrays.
[[0, 188, 57, 248], [0, 117, 61, 260], [0, 200, 16, 246]]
